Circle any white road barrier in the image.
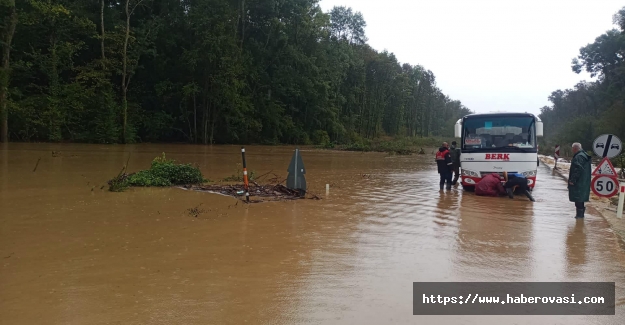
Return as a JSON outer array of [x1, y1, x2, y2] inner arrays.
[[618, 182, 625, 219]]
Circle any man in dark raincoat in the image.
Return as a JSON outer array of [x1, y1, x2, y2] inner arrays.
[[568, 142, 591, 219], [475, 173, 506, 197]]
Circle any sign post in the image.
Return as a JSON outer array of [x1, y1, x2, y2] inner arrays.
[[241, 147, 249, 202], [592, 134, 622, 159], [591, 175, 619, 198], [554, 144, 560, 169], [617, 183, 625, 219], [287, 148, 307, 196], [590, 134, 622, 201]]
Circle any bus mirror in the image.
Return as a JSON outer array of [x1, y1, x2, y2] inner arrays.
[[536, 121, 544, 137], [454, 123, 462, 138]]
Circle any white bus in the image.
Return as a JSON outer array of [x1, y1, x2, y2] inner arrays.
[[454, 112, 543, 191]]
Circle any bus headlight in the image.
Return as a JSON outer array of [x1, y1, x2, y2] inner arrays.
[[522, 170, 537, 177], [462, 169, 479, 177]]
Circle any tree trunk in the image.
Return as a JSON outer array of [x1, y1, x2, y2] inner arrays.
[[413, 82, 423, 136], [358, 83, 366, 135], [49, 36, 61, 141], [0, 2, 17, 143], [240, 0, 245, 51], [121, 0, 131, 143], [204, 109, 209, 145], [182, 100, 192, 142], [100, 0, 106, 68], [204, 95, 209, 145], [425, 94, 433, 137], [193, 91, 197, 144], [210, 105, 216, 145]]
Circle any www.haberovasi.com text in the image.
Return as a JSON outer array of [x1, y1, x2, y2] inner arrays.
[[421, 294, 605, 305]]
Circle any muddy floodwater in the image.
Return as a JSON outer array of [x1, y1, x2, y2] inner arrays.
[[2, 143, 625, 324]]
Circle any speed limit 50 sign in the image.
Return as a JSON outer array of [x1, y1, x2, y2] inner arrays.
[[591, 176, 619, 198]]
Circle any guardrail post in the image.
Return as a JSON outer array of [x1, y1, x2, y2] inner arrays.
[[617, 182, 624, 219]]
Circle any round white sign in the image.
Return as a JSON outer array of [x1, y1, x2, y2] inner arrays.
[[591, 176, 619, 197], [592, 134, 622, 158]]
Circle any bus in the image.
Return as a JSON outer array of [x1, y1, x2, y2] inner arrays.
[[454, 112, 543, 191]]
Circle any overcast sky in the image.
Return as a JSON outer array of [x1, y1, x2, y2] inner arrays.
[[319, 0, 624, 115]]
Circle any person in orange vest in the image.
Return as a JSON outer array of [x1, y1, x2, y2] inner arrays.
[[435, 142, 453, 190]]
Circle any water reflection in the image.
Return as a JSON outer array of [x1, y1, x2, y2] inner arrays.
[[565, 219, 588, 276], [453, 193, 534, 280], [434, 191, 458, 228]]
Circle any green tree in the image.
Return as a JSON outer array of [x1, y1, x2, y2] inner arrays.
[[0, 0, 17, 142], [3, 1, 470, 144], [541, 5, 625, 154]]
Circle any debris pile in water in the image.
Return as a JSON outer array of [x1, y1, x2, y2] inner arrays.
[[181, 182, 321, 203], [183, 169, 321, 203], [107, 154, 320, 203]]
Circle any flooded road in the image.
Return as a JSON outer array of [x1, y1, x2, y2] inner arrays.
[[1, 143, 625, 324]]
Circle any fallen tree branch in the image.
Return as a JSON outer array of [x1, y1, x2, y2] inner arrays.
[[33, 157, 41, 172], [253, 170, 273, 181], [182, 182, 320, 203]]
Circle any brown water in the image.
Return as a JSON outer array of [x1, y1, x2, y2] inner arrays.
[[1, 143, 625, 325]]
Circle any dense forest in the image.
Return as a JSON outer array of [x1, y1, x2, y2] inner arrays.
[[539, 6, 625, 158], [0, 0, 471, 145]]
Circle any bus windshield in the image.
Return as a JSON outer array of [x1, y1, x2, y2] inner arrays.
[[462, 116, 536, 150]]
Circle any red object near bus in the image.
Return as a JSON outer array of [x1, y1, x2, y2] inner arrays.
[[475, 173, 506, 197]]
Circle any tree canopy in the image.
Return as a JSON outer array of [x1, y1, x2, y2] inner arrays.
[[0, 0, 471, 144], [540, 6, 625, 155]]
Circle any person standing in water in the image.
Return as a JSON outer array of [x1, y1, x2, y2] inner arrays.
[[568, 142, 591, 218], [435, 142, 453, 191], [449, 141, 461, 185]]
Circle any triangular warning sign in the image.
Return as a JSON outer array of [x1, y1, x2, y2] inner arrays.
[[592, 157, 617, 176]]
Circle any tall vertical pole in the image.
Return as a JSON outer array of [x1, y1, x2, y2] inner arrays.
[[617, 183, 624, 219], [241, 147, 249, 202], [294, 148, 299, 189], [554, 144, 559, 169]]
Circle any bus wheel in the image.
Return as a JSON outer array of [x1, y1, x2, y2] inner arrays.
[[462, 185, 475, 192]]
